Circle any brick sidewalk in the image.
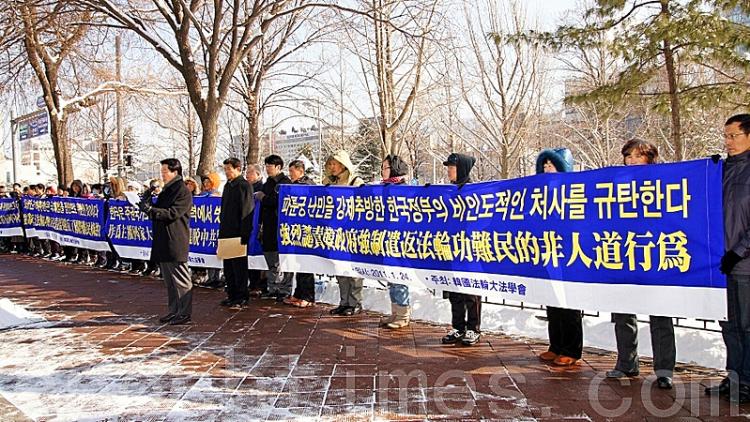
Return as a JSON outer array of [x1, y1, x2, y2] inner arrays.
[[0, 254, 744, 421]]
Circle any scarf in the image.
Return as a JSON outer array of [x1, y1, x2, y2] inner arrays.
[[381, 176, 406, 184]]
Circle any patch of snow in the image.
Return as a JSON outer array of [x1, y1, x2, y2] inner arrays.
[[0, 298, 45, 330]]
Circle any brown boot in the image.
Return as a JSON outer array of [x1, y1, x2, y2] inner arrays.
[[386, 305, 411, 329]]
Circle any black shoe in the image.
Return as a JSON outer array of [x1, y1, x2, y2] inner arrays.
[[329, 306, 348, 315], [342, 305, 362, 316], [169, 315, 191, 325], [203, 280, 224, 289], [159, 313, 176, 323], [260, 292, 278, 300], [705, 377, 731, 396], [657, 377, 673, 390], [229, 299, 249, 309], [275, 295, 287, 303], [441, 329, 465, 344], [220, 298, 234, 307], [730, 384, 750, 404]]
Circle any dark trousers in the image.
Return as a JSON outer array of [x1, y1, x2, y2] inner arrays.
[[613, 313, 676, 377], [720, 274, 750, 385], [547, 306, 583, 359], [160, 262, 192, 317], [223, 256, 249, 301], [293, 273, 315, 302], [249, 269, 265, 291], [449, 292, 481, 332]]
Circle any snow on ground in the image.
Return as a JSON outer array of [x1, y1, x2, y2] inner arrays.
[[0, 298, 45, 330], [315, 277, 727, 370]]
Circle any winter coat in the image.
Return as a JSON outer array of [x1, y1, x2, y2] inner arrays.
[[293, 175, 316, 186], [219, 176, 255, 244], [444, 153, 476, 185], [260, 172, 292, 252], [535, 148, 574, 174], [146, 175, 192, 263], [724, 149, 750, 275], [324, 150, 364, 187]]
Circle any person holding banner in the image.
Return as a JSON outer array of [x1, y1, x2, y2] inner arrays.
[[535, 147, 584, 367], [257, 155, 294, 303], [606, 139, 676, 390], [707, 113, 750, 403], [379, 155, 413, 329], [218, 158, 255, 308], [441, 152, 483, 346], [325, 151, 367, 316], [137, 158, 194, 325], [284, 160, 317, 308], [245, 164, 266, 297]]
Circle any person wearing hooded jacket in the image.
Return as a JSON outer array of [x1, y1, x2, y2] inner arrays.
[[441, 153, 483, 346], [535, 147, 584, 367], [379, 155, 413, 329], [325, 150, 366, 316]]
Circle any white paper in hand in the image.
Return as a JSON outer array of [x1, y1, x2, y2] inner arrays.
[[124, 191, 141, 208]]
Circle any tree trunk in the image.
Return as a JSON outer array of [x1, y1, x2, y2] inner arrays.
[[660, 0, 683, 161], [245, 94, 261, 165], [49, 116, 74, 185], [187, 113, 195, 177], [196, 109, 219, 177]]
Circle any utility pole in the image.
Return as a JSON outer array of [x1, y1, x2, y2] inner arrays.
[[115, 35, 124, 177], [10, 112, 18, 183]]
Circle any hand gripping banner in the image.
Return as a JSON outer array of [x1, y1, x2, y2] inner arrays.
[[278, 159, 725, 320]]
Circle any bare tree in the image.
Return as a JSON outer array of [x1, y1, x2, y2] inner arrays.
[[336, 0, 442, 157], [0, 1, 95, 184], [458, 0, 547, 179], [82, 0, 337, 176]]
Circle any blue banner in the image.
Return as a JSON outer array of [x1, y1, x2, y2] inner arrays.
[[278, 159, 726, 319], [21, 197, 109, 251], [107, 196, 266, 269], [107, 199, 153, 260], [0, 198, 22, 237]]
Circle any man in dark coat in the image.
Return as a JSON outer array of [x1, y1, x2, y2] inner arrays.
[[706, 114, 750, 403], [255, 154, 293, 301], [219, 157, 255, 308], [138, 158, 194, 325]]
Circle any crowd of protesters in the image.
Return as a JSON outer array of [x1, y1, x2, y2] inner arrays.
[[2, 113, 750, 403]]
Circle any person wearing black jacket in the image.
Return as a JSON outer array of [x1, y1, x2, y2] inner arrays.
[[440, 153, 483, 346], [245, 164, 266, 296], [284, 160, 317, 308], [256, 155, 293, 302], [138, 158, 194, 325], [218, 158, 255, 308], [706, 114, 750, 403]]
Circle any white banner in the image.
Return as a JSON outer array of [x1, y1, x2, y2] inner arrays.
[[280, 254, 727, 321]]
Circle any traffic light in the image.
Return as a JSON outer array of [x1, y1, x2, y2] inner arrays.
[[124, 154, 132, 167]]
